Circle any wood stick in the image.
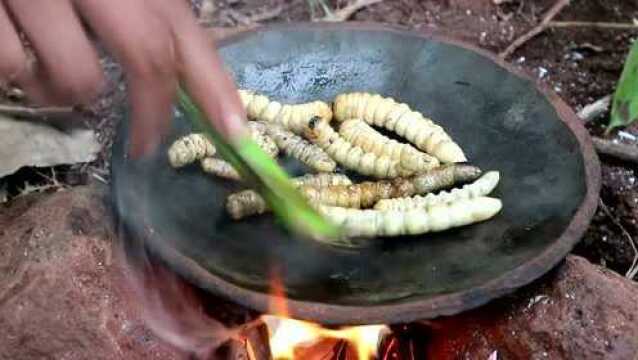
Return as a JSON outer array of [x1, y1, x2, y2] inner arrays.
[[204, 25, 258, 42], [577, 95, 612, 123], [592, 137, 638, 164], [204, 4, 283, 27], [249, 5, 284, 23], [549, 21, 638, 30], [227, 320, 272, 360], [243, 320, 272, 360], [0, 103, 74, 119], [322, 0, 383, 22], [499, 0, 571, 59], [580, 97, 638, 171]]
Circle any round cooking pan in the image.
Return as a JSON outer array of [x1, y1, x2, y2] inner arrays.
[[111, 23, 600, 325]]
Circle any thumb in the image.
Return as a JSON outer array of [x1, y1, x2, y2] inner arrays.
[[167, 4, 249, 141]]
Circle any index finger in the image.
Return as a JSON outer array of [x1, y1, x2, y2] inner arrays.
[[73, 0, 178, 158], [157, 1, 248, 141]]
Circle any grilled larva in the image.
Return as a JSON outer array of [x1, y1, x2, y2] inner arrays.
[[305, 117, 414, 178], [168, 133, 216, 168], [246, 122, 279, 158], [200, 158, 241, 181], [238, 90, 333, 134], [333, 92, 466, 163], [299, 164, 482, 208], [318, 197, 502, 238], [374, 171, 500, 211], [226, 173, 352, 219], [251, 122, 337, 172], [169, 126, 277, 169], [339, 119, 440, 172]]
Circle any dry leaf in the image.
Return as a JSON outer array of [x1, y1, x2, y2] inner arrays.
[[0, 115, 100, 178]]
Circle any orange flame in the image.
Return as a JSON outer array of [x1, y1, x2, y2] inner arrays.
[[263, 272, 388, 359], [268, 267, 290, 318]]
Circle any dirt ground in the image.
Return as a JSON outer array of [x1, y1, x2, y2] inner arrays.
[[4, 0, 638, 278]]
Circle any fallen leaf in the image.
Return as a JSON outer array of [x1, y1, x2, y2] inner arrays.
[[0, 115, 100, 178], [608, 41, 638, 132]]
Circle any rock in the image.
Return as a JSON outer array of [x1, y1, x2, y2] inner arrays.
[[0, 185, 185, 359], [426, 256, 638, 360], [4, 185, 637, 360]]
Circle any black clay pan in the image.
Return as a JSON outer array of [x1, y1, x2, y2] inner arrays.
[[111, 23, 600, 325]]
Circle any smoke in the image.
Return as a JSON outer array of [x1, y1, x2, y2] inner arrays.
[[112, 172, 247, 360], [115, 230, 243, 359]]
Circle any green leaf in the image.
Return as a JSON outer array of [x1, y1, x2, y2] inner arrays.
[[608, 40, 638, 132], [176, 88, 351, 247]]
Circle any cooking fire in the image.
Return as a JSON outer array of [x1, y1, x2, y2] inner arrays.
[[261, 275, 389, 360], [236, 315, 432, 360], [214, 271, 438, 360], [262, 315, 388, 360], [122, 244, 431, 360]]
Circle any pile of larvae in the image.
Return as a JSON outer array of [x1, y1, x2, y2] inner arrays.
[[168, 90, 502, 239]]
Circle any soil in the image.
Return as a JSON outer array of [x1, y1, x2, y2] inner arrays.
[[3, 0, 638, 278]]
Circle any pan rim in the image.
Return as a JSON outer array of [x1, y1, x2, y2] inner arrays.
[[124, 21, 601, 325]]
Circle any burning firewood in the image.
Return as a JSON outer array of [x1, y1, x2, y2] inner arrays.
[[224, 320, 272, 360], [262, 314, 388, 360]]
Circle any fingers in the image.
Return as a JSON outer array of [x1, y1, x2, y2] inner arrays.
[[126, 78, 176, 158], [0, 4, 47, 101], [5, 0, 104, 105], [0, 4, 27, 84], [155, 0, 248, 140], [74, 0, 177, 158]]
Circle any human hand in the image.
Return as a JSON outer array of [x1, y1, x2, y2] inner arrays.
[[0, 0, 247, 158]]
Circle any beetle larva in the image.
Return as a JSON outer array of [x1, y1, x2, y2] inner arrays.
[[200, 157, 241, 181], [299, 164, 482, 208], [338, 119, 440, 172], [318, 197, 502, 238], [291, 173, 353, 188], [304, 117, 414, 178], [374, 171, 500, 211], [246, 122, 279, 158], [226, 173, 352, 219], [169, 125, 277, 168], [167, 133, 216, 168], [238, 89, 333, 134], [251, 122, 337, 172], [333, 92, 466, 163]]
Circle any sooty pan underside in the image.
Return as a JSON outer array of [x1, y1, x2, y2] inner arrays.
[[112, 23, 599, 325]]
